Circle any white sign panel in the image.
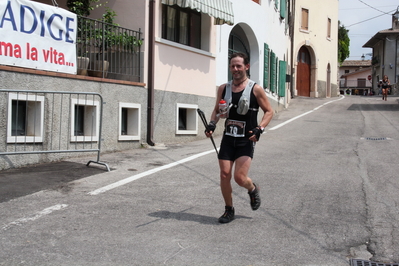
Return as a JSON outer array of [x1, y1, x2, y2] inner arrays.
[[0, 0, 77, 74]]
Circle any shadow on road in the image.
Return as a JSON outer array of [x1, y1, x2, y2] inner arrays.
[[348, 104, 399, 111], [0, 161, 104, 203]]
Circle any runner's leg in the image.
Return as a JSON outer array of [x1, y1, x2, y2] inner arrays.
[[219, 159, 234, 206], [233, 156, 255, 191]]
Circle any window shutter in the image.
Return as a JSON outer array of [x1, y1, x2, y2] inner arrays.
[[278, 60, 287, 97], [270, 51, 276, 93], [275, 56, 279, 94], [275, 0, 279, 9], [280, 0, 286, 19], [301, 8, 309, 30], [263, 43, 270, 89]]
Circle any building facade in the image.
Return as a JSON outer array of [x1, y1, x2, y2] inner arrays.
[[363, 9, 399, 95], [291, 0, 339, 98], [0, 0, 338, 169], [339, 60, 372, 95]]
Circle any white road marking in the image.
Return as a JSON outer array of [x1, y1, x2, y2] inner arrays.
[[269, 95, 345, 131], [89, 96, 345, 195], [2, 204, 68, 231], [88, 149, 217, 195]]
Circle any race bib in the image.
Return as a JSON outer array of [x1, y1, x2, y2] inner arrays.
[[225, 119, 246, 137]]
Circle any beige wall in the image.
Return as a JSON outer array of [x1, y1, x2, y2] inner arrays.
[[294, 0, 339, 97]]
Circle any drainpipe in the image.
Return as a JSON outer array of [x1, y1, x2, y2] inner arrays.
[[147, 0, 155, 146], [290, 0, 296, 98]]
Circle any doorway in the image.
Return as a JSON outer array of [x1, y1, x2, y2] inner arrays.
[[296, 46, 311, 97]]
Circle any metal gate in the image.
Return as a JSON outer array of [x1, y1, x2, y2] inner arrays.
[[0, 89, 110, 171]]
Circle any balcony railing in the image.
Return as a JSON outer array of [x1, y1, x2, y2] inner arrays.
[[339, 79, 371, 88], [76, 16, 143, 82]]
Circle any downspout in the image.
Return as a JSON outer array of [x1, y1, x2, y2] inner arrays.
[[147, 0, 155, 146], [396, 36, 398, 86], [290, 0, 296, 98]]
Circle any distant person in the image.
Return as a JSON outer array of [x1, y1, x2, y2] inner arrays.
[[381, 75, 390, 101]]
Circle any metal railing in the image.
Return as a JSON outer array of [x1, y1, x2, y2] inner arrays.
[[339, 79, 372, 88], [76, 16, 143, 82], [0, 90, 110, 171]]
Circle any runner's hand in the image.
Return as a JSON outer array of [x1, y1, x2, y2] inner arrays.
[[205, 121, 216, 137], [249, 127, 262, 141]]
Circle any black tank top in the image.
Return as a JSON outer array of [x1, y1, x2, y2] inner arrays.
[[222, 84, 259, 137]]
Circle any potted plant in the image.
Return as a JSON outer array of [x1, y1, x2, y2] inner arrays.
[[87, 6, 117, 77], [67, 0, 101, 75], [68, 1, 143, 78]]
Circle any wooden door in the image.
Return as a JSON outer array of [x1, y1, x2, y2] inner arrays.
[[297, 47, 311, 97]]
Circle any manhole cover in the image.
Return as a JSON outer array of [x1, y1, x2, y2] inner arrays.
[[350, 259, 399, 266], [363, 137, 388, 141]]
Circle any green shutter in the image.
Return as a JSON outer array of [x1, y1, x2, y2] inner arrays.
[[263, 43, 270, 89], [280, 0, 286, 19], [275, 0, 279, 9], [278, 60, 287, 97], [275, 57, 279, 94], [270, 51, 276, 93]]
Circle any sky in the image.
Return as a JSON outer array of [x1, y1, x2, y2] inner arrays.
[[338, 0, 398, 60]]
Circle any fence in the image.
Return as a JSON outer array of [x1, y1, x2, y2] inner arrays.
[[76, 16, 143, 82], [339, 79, 372, 88], [0, 90, 110, 171]]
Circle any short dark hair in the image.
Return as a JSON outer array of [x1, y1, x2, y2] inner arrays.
[[229, 52, 249, 65]]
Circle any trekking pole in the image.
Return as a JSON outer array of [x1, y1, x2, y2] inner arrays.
[[197, 109, 219, 156]]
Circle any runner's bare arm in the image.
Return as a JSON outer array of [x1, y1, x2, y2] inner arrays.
[[253, 84, 274, 129], [206, 84, 226, 137]]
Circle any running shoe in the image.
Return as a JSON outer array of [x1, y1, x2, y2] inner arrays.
[[248, 183, 261, 210], [218, 206, 235, 223]]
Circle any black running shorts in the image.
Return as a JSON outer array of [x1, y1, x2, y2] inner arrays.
[[218, 135, 256, 161]]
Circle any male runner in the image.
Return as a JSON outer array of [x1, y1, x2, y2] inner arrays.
[[205, 53, 274, 223]]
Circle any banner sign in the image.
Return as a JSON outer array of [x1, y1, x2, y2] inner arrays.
[[0, 0, 77, 74]]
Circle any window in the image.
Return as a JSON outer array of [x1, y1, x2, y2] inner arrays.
[[71, 98, 99, 142], [7, 93, 44, 143], [270, 50, 277, 93], [357, 79, 366, 87], [345, 70, 350, 74], [327, 18, 331, 39], [301, 8, 309, 31], [162, 4, 201, 49], [278, 60, 287, 97], [176, 103, 198, 135], [119, 103, 141, 141], [263, 43, 270, 89], [280, 0, 287, 19]]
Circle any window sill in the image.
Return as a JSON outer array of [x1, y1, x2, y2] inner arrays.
[[156, 38, 216, 58], [299, 29, 309, 34], [176, 130, 198, 135], [70, 136, 99, 142], [118, 136, 140, 141], [7, 136, 43, 143]]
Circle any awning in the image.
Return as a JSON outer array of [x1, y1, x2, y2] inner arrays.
[[161, 0, 234, 26]]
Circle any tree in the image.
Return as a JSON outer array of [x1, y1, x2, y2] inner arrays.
[[67, 0, 105, 17], [338, 21, 350, 64]]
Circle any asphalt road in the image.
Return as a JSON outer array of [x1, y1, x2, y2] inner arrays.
[[1, 95, 399, 266]]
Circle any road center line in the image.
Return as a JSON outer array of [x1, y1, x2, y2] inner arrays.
[[2, 204, 68, 231], [89, 96, 345, 196]]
